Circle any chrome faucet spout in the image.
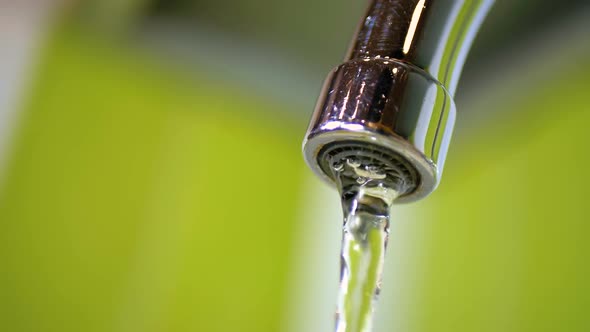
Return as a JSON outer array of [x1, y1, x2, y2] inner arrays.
[[303, 0, 494, 202]]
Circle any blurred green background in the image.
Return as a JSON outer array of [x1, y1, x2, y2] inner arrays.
[[0, 1, 589, 332]]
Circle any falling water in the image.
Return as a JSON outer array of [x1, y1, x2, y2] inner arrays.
[[331, 157, 402, 332]]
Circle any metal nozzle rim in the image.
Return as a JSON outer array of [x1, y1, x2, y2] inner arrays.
[[303, 121, 439, 203]]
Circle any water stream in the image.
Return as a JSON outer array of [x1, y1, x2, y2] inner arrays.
[[331, 157, 402, 332]]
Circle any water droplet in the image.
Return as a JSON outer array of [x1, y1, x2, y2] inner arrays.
[[347, 158, 361, 168], [360, 165, 386, 179]]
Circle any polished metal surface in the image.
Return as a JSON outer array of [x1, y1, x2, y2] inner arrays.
[[303, 0, 493, 202]]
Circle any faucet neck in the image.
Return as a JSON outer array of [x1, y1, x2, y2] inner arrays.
[[346, 0, 494, 96]]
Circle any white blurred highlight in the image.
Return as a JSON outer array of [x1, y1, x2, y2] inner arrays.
[[0, 1, 58, 181]]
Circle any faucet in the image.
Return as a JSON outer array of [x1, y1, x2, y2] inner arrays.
[[303, 0, 494, 202]]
